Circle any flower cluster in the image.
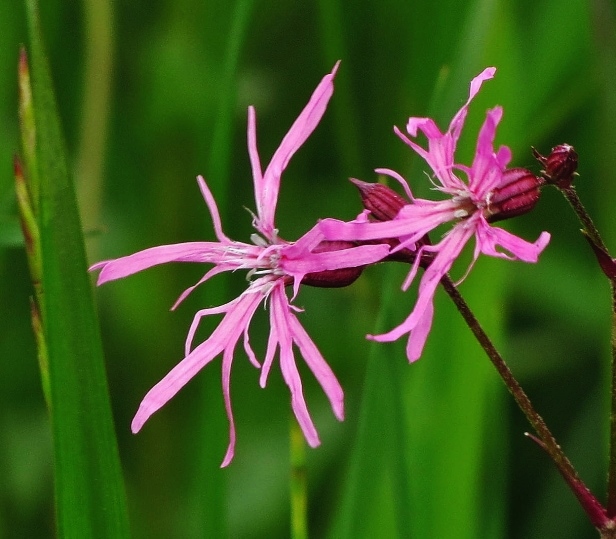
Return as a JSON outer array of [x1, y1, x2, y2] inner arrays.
[[91, 65, 549, 464]]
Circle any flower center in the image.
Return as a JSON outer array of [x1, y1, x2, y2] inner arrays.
[[452, 193, 479, 219]]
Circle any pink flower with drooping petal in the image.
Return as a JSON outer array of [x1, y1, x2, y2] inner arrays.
[[320, 67, 550, 362], [91, 63, 389, 466]]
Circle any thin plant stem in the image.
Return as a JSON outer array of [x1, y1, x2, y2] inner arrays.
[[560, 185, 608, 252], [440, 274, 608, 527], [290, 418, 308, 539], [608, 283, 616, 517], [558, 185, 616, 516]]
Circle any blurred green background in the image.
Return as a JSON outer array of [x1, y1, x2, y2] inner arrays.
[[1, 0, 616, 537]]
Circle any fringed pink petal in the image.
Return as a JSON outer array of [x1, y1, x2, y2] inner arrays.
[[220, 346, 236, 467], [374, 167, 415, 201], [288, 312, 344, 421], [260, 301, 280, 388], [133, 294, 259, 432], [131, 343, 223, 434], [243, 322, 261, 369], [270, 290, 320, 447], [449, 67, 496, 143], [475, 218, 551, 262], [91, 242, 223, 285], [247, 106, 264, 203], [172, 265, 230, 311], [196, 175, 232, 243], [469, 106, 504, 197], [370, 226, 473, 344], [256, 63, 339, 237], [319, 216, 427, 243], [406, 300, 434, 362]]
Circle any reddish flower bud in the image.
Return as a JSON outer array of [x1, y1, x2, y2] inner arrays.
[[348, 177, 434, 267], [301, 240, 365, 287], [349, 178, 406, 221], [485, 168, 544, 223], [532, 144, 578, 188]]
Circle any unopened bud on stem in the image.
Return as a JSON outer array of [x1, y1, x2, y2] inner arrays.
[[533, 144, 578, 188], [349, 178, 406, 221]]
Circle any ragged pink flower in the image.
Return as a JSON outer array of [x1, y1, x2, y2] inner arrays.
[[91, 63, 389, 466], [319, 67, 550, 362]]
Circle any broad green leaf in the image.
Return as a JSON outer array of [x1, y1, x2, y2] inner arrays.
[[23, 0, 130, 537]]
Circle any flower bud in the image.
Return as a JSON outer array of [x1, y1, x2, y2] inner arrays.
[[301, 241, 365, 288], [348, 178, 434, 267], [349, 178, 406, 221], [532, 144, 578, 188], [485, 168, 543, 223]]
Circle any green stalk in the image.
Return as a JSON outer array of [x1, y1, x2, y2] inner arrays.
[[557, 185, 616, 517], [440, 275, 608, 528], [290, 418, 308, 539]]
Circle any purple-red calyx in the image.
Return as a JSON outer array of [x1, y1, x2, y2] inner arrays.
[[349, 178, 407, 221], [485, 168, 544, 223], [319, 67, 550, 362], [90, 62, 389, 466], [533, 144, 578, 188]]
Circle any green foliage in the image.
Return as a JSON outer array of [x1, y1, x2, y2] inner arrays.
[[0, 0, 613, 537], [19, 0, 130, 536]]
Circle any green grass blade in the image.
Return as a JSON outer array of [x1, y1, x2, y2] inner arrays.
[[329, 265, 413, 539], [23, 0, 130, 536]]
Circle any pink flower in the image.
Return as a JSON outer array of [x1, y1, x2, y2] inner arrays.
[[91, 63, 389, 466], [319, 67, 550, 362]]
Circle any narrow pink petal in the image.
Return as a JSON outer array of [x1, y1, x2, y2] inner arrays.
[[220, 346, 236, 467], [469, 106, 504, 197], [184, 294, 255, 355], [400, 119, 461, 190], [270, 289, 320, 447], [400, 244, 426, 291], [243, 322, 261, 369], [172, 265, 229, 311], [131, 344, 223, 434], [406, 300, 434, 362], [475, 219, 551, 262], [371, 225, 473, 343], [495, 145, 512, 169], [196, 175, 232, 243], [131, 292, 260, 434], [260, 288, 281, 387], [374, 167, 415, 201], [396, 124, 460, 190], [282, 243, 390, 276], [186, 303, 230, 356], [447, 68, 497, 186], [288, 313, 344, 421], [319, 217, 424, 243], [247, 106, 264, 201], [469, 67, 496, 100], [91, 242, 223, 285], [396, 199, 459, 228], [394, 125, 430, 162], [282, 224, 325, 259], [449, 67, 496, 142], [257, 63, 339, 235], [283, 237, 389, 301], [405, 117, 443, 140]]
